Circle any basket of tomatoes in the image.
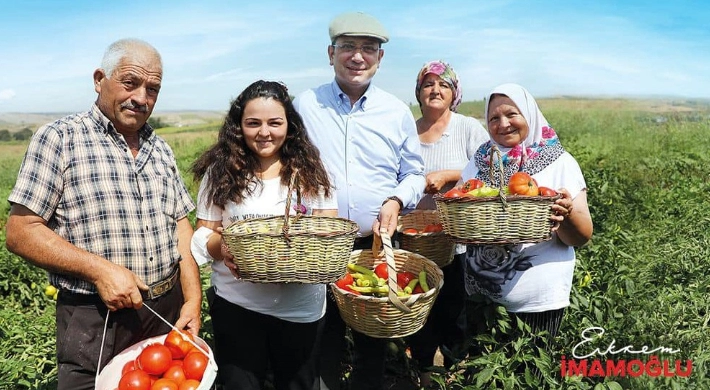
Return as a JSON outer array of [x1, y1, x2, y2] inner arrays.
[[330, 229, 444, 338], [397, 210, 455, 267], [95, 330, 217, 390], [434, 152, 561, 245]]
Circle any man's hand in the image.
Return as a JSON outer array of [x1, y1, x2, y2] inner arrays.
[[93, 263, 149, 311], [373, 199, 401, 238]]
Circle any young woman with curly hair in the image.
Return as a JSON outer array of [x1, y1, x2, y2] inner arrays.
[[190, 80, 338, 390]]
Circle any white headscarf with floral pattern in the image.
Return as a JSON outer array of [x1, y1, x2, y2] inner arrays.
[[474, 83, 566, 186]]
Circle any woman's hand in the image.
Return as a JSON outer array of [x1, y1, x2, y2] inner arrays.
[[550, 189, 593, 247], [215, 227, 240, 279], [424, 171, 447, 194], [550, 188, 574, 230]]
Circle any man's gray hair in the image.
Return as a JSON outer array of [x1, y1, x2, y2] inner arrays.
[[101, 38, 161, 79]]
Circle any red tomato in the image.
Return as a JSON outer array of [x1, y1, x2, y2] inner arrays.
[[151, 378, 179, 390], [164, 330, 195, 360], [374, 263, 388, 279], [335, 273, 354, 290], [412, 285, 424, 294], [396, 271, 417, 289], [461, 179, 484, 192], [169, 360, 184, 367], [162, 365, 186, 386], [138, 343, 173, 376], [508, 172, 539, 196], [422, 224, 443, 233], [443, 188, 466, 198], [183, 350, 209, 381], [118, 369, 152, 390], [402, 228, 419, 235], [122, 360, 138, 376], [178, 379, 201, 390], [538, 186, 558, 197]]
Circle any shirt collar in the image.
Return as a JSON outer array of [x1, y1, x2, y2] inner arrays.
[[330, 80, 374, 112]]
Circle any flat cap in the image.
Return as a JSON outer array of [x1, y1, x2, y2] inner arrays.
[[328, 12, 389, 43]]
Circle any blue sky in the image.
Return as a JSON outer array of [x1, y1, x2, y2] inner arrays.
[[1, 0, 708, 113]]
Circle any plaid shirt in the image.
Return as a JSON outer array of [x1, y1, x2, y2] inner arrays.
[[9, 104, 195, 295]]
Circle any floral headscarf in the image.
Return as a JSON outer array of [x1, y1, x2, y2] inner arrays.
[[415, 60, 462, 112], [474, 83, 565, 187]]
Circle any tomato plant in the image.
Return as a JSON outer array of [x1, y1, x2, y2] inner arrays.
[[182, 350, 209, 381], [138, 343, 173, 376], [508, 172, 539, 196], [118, 368, 152, 390]]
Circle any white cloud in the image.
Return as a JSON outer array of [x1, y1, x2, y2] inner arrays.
[[0, 89, 16, 101]]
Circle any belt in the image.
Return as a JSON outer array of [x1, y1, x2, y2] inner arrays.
[[58, 267, 180, 305], [144, 267, 180, 300]]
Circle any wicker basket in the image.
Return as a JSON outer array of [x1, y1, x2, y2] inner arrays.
[[330, 230, 444, 338], [222, 172, 359, 284], [397, 210, 455, 267], [434, 145, 560, 245]]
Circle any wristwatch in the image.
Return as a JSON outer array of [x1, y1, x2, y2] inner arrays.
[[382, 196, 403, 209]]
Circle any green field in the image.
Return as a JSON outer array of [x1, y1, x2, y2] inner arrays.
[[1, 99, 709, 389]]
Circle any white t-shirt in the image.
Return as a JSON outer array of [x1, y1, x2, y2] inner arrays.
[[460, 152, 587, 312], [191, 176, 338, 323]]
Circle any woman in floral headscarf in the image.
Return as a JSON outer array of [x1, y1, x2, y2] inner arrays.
[[408, 61, 489, 387], [460, 83, 593, 346]]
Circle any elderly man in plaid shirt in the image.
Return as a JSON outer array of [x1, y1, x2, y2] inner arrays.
[[5, 38, 202, 390]]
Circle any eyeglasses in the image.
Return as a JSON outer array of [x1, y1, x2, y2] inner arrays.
[[332, 43, 381, 56]]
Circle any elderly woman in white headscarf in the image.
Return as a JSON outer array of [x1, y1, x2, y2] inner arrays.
[[460, 83, 593, 341]]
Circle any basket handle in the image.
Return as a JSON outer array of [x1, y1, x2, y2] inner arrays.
[[281, 170, 304, 245], [372, 229, 412, 313], [489, 145, 509, 210]]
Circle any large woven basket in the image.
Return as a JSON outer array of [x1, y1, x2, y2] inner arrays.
[[330, 230, 444, 339], [434, 193, 559, 244], [222, 172, 359, 284], [434, 145, 560, 245], [397, 210, 455, 267]]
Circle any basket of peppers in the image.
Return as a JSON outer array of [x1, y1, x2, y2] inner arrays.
[[330, 229, 444, 338]]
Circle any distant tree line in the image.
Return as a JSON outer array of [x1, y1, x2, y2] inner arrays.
[[0, 127, 33, 142], [0, 119, 170, 143], [148, 117, 168, 129]]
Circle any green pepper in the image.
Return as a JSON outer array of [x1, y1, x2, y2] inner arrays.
[[350, 271, 380, 286], [349, 285, 389, 295], [419, 270, 430, 292], [348, 263, 376, 277], [403, 278, 420, 294]]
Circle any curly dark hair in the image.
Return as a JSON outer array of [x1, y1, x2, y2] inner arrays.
[[191, 80, 332, 207]]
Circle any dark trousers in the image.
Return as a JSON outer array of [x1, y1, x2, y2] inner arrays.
[[211, 294, 324, 390], [320, 235, 387, 390], [408, 253, 468, 371], [55, 281, 183, 390]]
